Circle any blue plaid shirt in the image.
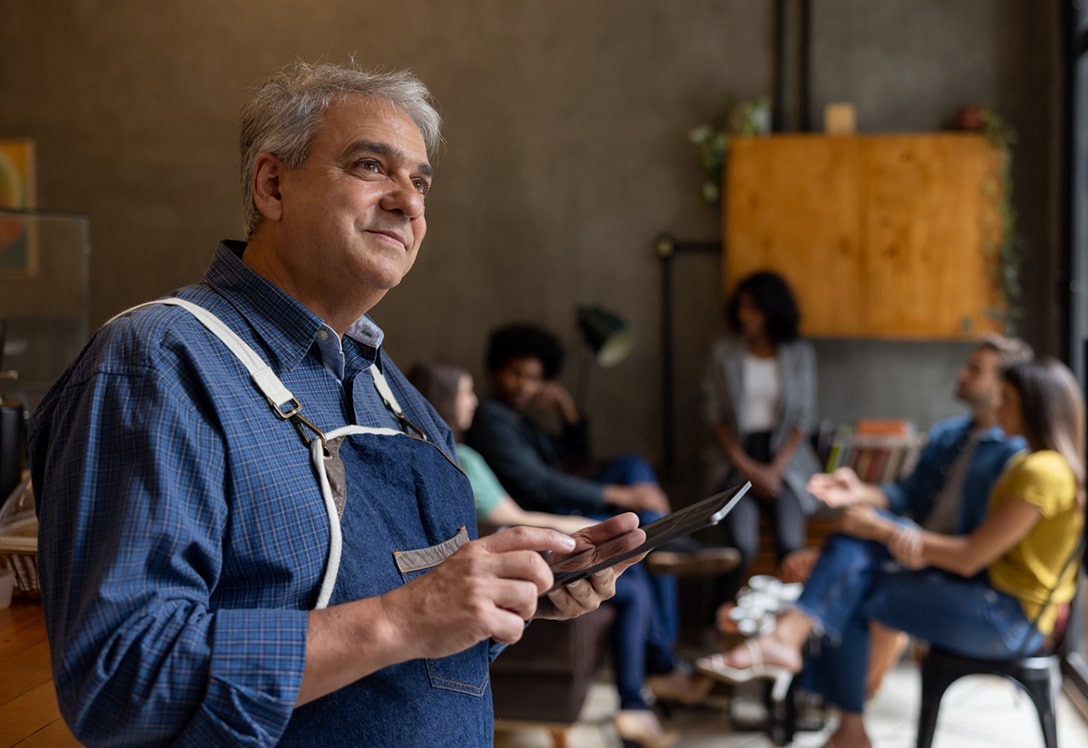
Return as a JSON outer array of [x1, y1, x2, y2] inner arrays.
[[29, 241, 459, 746]]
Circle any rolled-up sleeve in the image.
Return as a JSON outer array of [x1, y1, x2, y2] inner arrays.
[[30, 338, 308, 746], [880, 434, 940, 518]]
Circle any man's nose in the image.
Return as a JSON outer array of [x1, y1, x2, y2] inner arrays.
[[381, 179, 425, 219]]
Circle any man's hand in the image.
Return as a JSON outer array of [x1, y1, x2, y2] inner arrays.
[[836, 504, 891, 541], [604, 482, 670, 514], [534, 381, 580, 424], [535, 512, 645, 620], [296, 517, 643, 706], [379, 526, 577, 661], [807, 467, 864, 507], [298, 525, 579, 706]]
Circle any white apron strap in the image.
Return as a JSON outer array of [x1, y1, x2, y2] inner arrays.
[[107, 299, 347, 606], [110, 299, 299, 417]]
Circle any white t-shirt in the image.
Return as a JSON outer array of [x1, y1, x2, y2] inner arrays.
[[739, 353, 780, 433]]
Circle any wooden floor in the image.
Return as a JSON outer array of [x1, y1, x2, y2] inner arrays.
[[0, 598, 80, 748]]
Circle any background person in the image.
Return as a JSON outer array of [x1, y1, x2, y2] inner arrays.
[[701, 357, 1084, 748], [467, 322, 670, 517], [782, 333, 1034, 699], [701, 270, 822, 608], [412, 357, 715, 746], [407, 358, 594, 535]]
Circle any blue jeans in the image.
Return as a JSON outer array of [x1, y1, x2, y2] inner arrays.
[[596, 452, 680, 709], [795, 524, 1042, 714], [608, 562, 678, 709]]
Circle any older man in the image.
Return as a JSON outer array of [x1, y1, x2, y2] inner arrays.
[[29, 62, 637, 747]]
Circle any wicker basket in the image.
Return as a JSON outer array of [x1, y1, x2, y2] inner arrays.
[[0, 477, 38, 597]]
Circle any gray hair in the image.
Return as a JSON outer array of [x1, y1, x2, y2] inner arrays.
[[239, 61, 442, 237]]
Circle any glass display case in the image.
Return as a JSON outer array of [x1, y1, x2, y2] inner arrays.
[[0, 208, 90, 410], [1, 208, 89, 505]]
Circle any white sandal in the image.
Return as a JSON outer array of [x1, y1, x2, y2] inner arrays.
[[695, 640, 795, 701]]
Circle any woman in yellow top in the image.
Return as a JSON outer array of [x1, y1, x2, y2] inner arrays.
[[697, 357, 1084, 748]]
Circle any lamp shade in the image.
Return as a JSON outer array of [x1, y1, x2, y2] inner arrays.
[[577, 305, 635, 367]]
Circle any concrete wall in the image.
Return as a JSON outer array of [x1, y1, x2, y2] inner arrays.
[[0, 0, 1064, 498]]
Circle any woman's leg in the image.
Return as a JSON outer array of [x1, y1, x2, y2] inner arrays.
[[862, 567, 1042, 659], [712, 431, 773, 608], [713, 492, 760, 609], [866, 622, 909, 700], [772, 483, 808, 562], [713, 532, 890, 714], [792, 532, 889, 640], [808, 566, 1041, 720], [826, 714, 872, 748]]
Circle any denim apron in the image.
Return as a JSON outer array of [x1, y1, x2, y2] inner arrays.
[[144, 299, 492, 747]]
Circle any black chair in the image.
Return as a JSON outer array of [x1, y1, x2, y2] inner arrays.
[[916, 644, 1060, 748], [915, 535, 1084, 748]]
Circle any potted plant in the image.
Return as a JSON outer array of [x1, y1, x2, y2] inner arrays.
[[689, 96, 770, 206]]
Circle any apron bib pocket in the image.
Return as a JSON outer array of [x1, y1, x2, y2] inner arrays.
[[396, 529, 489, 697]]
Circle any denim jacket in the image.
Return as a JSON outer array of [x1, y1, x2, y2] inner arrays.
[[881, 414, 1025, 533]]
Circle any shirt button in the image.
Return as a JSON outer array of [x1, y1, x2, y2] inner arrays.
[[317, 330, 329, 341]]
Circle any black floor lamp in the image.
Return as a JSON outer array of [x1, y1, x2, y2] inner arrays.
[[575, 305, 635, 411]]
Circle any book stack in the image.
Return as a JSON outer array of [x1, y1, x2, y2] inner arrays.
[[822, 419, 925, 483]]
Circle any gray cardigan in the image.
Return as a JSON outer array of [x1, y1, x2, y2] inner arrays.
[[701, 337, 822, 514]]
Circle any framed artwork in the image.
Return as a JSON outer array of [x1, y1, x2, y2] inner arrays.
[[0, 138, 38, 277]]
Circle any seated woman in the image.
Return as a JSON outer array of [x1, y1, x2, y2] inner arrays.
[[409, 359, 706, 748], [702, 270, 822, 609], [407, 359, 594, 535], [698, 357, 1085, 748]]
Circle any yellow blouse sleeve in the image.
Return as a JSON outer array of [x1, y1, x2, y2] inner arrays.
[[994, 450, 1075, 519]]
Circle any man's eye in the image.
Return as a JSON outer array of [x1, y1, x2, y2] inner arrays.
[[413, 179, 430, 196], [356, 159, 381, 173]]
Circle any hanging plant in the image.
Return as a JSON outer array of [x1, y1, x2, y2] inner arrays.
[[689, 97, 770, 206], [977, 108, 1023, 336]]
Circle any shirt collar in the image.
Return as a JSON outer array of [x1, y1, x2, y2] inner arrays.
[[203, 240, 385, 378]]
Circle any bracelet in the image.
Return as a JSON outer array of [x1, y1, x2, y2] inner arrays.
[[890, 524, 924, 568]]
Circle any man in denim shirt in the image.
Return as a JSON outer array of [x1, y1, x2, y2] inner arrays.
[[29, 62, 639, 747], [808, 334, 1033, 533], [789, 334, 1033, 715]]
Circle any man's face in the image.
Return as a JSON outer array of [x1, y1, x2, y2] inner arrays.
[[272, 95, 432, 306], [491, 356, 545, 413], [955, 347, 1002, 410]]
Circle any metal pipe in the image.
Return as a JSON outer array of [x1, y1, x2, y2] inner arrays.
[[799, 0, 812, 131], [772, 0, 786, 132]]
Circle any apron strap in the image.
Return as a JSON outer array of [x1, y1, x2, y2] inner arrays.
[[107, 298, 327, 445], [107, 298, 444, 610], [369, 364, 429, 441]]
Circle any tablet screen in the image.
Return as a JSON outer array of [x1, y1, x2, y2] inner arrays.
[[545, 481, 751, 592]]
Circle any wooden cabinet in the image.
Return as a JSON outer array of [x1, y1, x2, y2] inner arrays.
[[724, 134, 1005, 339]]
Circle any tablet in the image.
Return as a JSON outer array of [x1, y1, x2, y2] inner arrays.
[[545, 481, 751, 592]]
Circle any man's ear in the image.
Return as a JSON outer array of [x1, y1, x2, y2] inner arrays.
[[252, 153, 285, 222]]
